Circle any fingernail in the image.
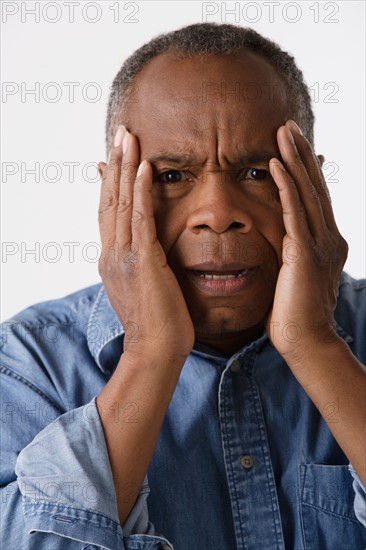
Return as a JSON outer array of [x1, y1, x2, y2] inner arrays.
[[274, 160, 286, 172], [114, 125, 126, 148], [289, 120, 303, 135], [122, 131, 130, 155], [137, 160, 145, 177], [270, 159, 285, 178], [286, 127, 295, 144]]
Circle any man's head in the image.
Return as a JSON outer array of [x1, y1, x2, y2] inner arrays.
[[103, 23, 319, 355]]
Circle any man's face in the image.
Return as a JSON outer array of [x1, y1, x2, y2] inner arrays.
[[125, 51, 291, 354]]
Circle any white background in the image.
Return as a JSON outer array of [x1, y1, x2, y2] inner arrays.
[[1, 0, 365, 321]]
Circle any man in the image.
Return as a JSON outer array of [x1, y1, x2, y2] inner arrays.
[[1, 22, 365, 549]]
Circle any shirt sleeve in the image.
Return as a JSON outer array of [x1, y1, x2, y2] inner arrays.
[[349, 464, 366, 527], [1, 368, 173, 549]]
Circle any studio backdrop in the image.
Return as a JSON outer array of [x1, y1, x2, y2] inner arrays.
[[1, 0, 365, 320]]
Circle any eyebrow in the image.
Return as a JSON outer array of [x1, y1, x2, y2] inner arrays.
[[148, 153, 197, 167], [147, 150, 278, 168]]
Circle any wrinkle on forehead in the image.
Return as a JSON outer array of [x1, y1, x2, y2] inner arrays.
[[125, 51, 288, 166], [130, 50, 287, 105]]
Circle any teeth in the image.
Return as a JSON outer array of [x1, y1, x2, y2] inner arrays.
[[199, 274, 236, 280], [199, 269, 249, 280], [237, 269, 249, 278]]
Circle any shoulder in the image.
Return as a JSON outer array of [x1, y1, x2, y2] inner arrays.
[[1, 283, 102, 331], [0, 283, 103, 387], [338, 270, 366, 294], [335, 271, 366, 362], [337, 271, 365, 315]]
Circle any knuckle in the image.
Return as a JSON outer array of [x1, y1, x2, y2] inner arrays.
[[284, 170, 296, 186], [284, 161, 297, 179], [340, 236, 349, 259], [307, 186, 320, 202], [117, 193, 132, 213], [291, 148, 302, 164], [316, 174, 331, 197], [99, 246, 118, 276], [308, 164, 320, 182], [98, 256, 108, 278], [98, 242, 141, 281], [107, 160, 120, 182], [99, 191, 118, 215], [315, 234, 348, 265], [313, 241, 332, 263], [121, 161, 137, 183], [131, 210, 144, 227], [284, 164, 303, 187], [302, 140, 313, 157], [121, 244, 139, 276], [109, 150, 121, 165]]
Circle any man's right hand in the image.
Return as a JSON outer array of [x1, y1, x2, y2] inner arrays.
[[98, 125, 195, 363], [96, 126, 195, 526]]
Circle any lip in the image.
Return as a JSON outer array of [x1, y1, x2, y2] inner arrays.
[[186, 262, 255, 272], [185, 266, 260, 296]]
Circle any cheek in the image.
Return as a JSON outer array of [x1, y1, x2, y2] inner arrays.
[[257, 208, 286, 266], [153, 195, 186, 254], [240, 179, 280, 206]]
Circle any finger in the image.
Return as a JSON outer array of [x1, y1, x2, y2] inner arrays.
[[132, 159, 158, 248], [116, 130, 140, 251], [277, 124, 326, 240], [98, 125, 125, 248], [269, 158, 311, 243], [286, 120, 339, 232]]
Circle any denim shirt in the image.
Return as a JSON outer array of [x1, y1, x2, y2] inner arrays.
[[1, 271, 366, 550]]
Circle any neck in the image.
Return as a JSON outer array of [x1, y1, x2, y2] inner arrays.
[[195, 322, 266, 358]]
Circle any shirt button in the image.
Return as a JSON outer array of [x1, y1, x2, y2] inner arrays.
[[230, 360, 241, 373], [240, 454, 254, 469]]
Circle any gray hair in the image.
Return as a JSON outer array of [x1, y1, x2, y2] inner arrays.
[[105, 22, 315, 155]]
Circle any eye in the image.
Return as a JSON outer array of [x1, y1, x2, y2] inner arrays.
[[155, 170, 190, 185], [244, 168, 269, 181]]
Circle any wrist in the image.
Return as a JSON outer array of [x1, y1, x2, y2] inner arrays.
[[121, 348, 189, 373], [284, 335, 350, 383], [280, 321, 344, 368]]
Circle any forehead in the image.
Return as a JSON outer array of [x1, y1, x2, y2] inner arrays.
[[125, 51, 289, 156]]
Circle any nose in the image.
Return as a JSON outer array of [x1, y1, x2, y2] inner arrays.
[[186, 169, 253, 235]]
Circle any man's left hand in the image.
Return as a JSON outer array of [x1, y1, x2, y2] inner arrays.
[[266, 119, 348, 367]]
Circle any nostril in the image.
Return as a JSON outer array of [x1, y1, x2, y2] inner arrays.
[[195, 221, 244, 231]]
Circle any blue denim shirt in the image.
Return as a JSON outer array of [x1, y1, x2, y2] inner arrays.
[[1, 271, 366, 549]]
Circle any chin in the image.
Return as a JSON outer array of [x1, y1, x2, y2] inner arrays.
[[189, 301, 269, 337]]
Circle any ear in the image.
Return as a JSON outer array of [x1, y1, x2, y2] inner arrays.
[[317, 154, 325, 168], [98, 162, 107, 178]]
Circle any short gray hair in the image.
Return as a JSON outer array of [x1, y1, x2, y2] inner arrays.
[[105, 22, 314, 155]]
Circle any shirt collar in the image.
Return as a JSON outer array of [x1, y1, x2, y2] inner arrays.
[[87, 285, 353, 374], [87, 286, 124, 373]]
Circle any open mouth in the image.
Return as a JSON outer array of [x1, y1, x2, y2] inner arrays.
[[185, 267, 259, 295], [193, 269, 250, 280]]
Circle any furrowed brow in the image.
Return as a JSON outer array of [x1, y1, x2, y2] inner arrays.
[[147, 150, 278, 168], [147, 152, 198, 168], [235, 151, 278, 165]]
